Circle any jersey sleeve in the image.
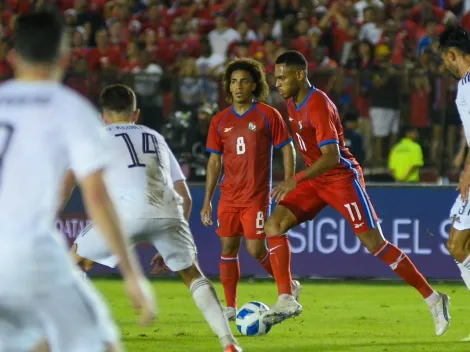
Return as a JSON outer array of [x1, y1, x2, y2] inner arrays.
[[206, 115, 223, 154], [63, 97, 114, 181], [269, 108, 292, 149], [169, 148, 186, 182], [308, 94, 339, 148]]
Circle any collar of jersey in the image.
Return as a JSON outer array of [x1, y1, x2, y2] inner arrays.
[[295, 86, 316, 111], [231, 101, 257, 118]]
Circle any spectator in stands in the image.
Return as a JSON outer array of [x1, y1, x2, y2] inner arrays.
[[87, 29, 121, 71], [208, 14, 240, 58], [235, 20, 257, 42], [359, 6, 383, 45], [417, 20, 439, 56], [343, 108, 365, 166], [388, 127, 424, 183], [133, 49, 165, 131], [370, 44, 401, 166], [176, 57, 202, 120]]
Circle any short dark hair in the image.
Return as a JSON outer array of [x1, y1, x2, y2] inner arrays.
[[14, 11, 65, 64], [439, 25, 470, 54], [100, 84, 136, 114], [222, 58, 269, 104], [275, 50, 308, 71]]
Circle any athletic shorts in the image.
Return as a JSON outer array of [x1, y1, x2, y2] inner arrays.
[[75, 217, 197, 272], [450, 195, 470, 231], [216, 204, 269, 240], [0, 235, 118, 352], [278, 174, 379, 234]]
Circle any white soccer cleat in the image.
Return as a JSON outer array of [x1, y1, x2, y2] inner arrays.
[[461, 334, 470, 342], [429, 292, 451, 336], [292, 280, 301, 302], [262, 295, 302, 326], [224, 307, 236, 321]]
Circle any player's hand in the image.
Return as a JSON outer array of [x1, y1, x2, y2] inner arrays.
[[271, 178, 297, 203], [201, 202, 213, 226], [458, 169, 470, 202], [124, 275, 156, 326], [150, 253, 170, 275]]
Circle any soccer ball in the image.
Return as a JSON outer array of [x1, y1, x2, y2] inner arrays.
[[235, 301, 272, 336]]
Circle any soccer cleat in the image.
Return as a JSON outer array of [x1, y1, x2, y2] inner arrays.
[[292, 280, 301, 302], [223, 307, 236, 321], [262, 295, 302, 326], [429, 292, 451, 336], [461, 334, 470, 342], [224, 344, 243, 352]]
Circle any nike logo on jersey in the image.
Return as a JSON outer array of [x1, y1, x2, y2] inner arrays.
[[289, 116, 294, 121], [354, 222, 364, 229], [256, 230, 264, 235], [223, 127, 233, 132]]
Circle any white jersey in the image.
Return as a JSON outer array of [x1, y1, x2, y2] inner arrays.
[[0, 80, 111, 290], [456, 72, 470, 146], [104, 123, 185, 219]]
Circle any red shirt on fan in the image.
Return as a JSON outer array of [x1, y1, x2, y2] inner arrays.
[[287, 87, 359, 183], [206, 102, 292, 207]]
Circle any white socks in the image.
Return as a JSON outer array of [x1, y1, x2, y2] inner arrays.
[[190, 277, 235, 348], [457, 256, 470, 290], [425, 291, 440, 306]]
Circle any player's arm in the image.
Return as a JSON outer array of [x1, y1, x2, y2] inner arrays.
[[174, 180, 191, 221], [201, 152, 222, 225], [58, 170, 77, 213], [202, 116, 223, 225], [269, 108, 295, 180], [169, 148, 192, 221]]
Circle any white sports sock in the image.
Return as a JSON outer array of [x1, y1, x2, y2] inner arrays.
[[190, 277, 235, 348], [457, 259, 470, 290], [424, 291, 440, 306]]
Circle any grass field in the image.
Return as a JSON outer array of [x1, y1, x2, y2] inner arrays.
[[95, 279, 470, 352]]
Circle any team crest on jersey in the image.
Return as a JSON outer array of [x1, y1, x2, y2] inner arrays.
[[248, 122, 256, 131], [298, 121, 303, 130]]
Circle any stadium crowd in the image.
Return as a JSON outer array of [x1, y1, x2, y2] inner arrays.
[[1, 0, 470, 182]]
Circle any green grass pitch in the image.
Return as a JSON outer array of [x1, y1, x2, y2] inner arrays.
[[94, 279, 470, 352]]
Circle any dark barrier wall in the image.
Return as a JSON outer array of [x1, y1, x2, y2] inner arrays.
[[59, 185, 460, 279]]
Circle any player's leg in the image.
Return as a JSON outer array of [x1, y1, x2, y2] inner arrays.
[[72, 225, 120, 271], [36, 276, 122, 352], [217, 205, 243, 319], [323, 176, 450, 336], [448, 197, 470, 290], [241, 206, 301, 301], [152, 219, 242, 352], [263, 181, 327, 325]]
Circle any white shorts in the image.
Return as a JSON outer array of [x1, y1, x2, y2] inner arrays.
[[75, 218, 197, 272], [0, 235, 119, 352], [450, 195, 470, 231], [370, 108, 399, 137]]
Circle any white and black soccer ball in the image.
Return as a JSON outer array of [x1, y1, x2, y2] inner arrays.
[[235, 301, 272, 336]]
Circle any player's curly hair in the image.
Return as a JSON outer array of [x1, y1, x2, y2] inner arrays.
[[222, 58, 269, 104]]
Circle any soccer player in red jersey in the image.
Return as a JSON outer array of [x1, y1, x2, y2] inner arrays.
[[260, 51, 451, 336], [201, 58, 299, 320]]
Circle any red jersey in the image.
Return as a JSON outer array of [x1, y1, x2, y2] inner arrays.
[[206, 102, 292, 207], [287, 87, 360, 183]]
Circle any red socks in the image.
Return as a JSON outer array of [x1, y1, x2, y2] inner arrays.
[[267, 235, 293, 295], [220, 255, 240, 308], [374, 241, 434, 298], [257, 250, 274, 276]]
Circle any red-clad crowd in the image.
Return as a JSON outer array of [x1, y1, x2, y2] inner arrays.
[[1, 0, 470, 179]]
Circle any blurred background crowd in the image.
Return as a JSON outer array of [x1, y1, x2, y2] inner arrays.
[[1, 0, 469, 183]]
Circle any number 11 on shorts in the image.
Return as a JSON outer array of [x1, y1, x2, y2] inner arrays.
[[344, 202, 362, 222]]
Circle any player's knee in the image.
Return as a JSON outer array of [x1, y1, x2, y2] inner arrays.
[[447, 239, 467, 262], [264, 218, 284, 237], [178, 263, 203, 287], [220, 239, 241, 257], [245, 241, 267, 260], [359, 229, 386, 254]]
